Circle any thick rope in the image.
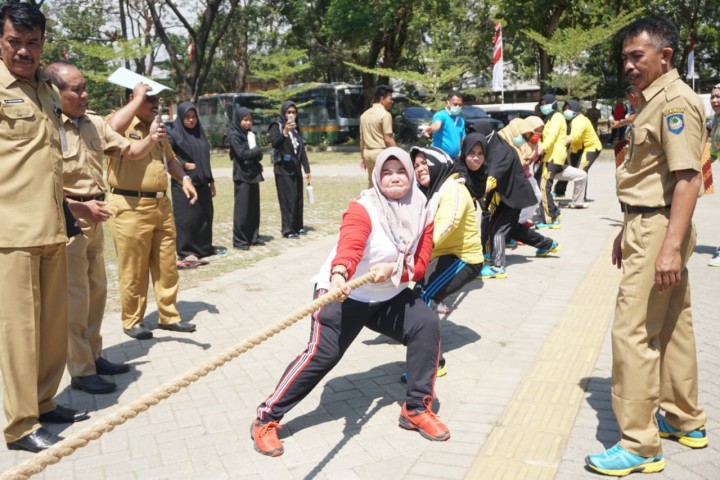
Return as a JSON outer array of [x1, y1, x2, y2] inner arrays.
[[0, 271, 376, 480]]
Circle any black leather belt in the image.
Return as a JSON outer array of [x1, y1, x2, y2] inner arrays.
[[66, 193, 106, 202], [110, 188, 166, 199], [620, 203, 670, 214]]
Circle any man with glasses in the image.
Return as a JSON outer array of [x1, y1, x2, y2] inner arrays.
[[105, 87, 198, 340]]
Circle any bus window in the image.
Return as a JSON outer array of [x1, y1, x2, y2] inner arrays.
[[338, 87, 363, 118]]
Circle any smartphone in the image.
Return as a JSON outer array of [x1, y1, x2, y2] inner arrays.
[[286, 112, 296, 123]]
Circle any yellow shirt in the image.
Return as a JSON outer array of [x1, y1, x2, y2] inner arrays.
[[107, 116, 175, 192], [0, 62, 65, 248], [360, 103, 393, 151], [617, 69, 704, 207], [540, 111, 567, 166], [62, 111, 131, 197], [568, 114, 602, 153], [431, 174, 484, 264]]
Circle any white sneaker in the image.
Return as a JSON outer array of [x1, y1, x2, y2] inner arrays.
[[708, 256, 720, 267]]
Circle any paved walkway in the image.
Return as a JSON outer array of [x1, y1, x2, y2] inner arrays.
[[1, 158, 718, 479]]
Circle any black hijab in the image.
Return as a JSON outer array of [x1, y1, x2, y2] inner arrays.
[[409, 145, 458, 201], [229, 106, 253, 138], [458, 132, 489, 201], [472, 123, 536, 210], [168, 102, 212, 184]]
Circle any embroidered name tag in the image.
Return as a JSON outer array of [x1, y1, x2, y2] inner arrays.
[[129, 132, 141, 140], [3, 98, 24, 104]]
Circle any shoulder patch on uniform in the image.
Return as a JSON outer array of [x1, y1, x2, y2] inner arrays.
[[663, 107, 685, 116], [129, 132, 142, 140], [665, 113, 685, 135], [3, 98, 24, 104]]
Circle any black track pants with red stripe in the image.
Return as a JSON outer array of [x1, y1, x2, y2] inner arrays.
[[256, 288, 440, 422]]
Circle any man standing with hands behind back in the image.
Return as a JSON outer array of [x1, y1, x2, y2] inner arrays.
[[586, 16, 707, 477], [0, 2, 90, 453], [359, 85, 395, 187], [45, 62, 178, 394], [105, 85, 198, 340]]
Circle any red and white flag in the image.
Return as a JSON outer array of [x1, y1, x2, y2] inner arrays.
[[687, 35, 695, 79], [492, 22, 503, 92]]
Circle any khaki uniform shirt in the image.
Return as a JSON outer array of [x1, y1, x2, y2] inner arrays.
[[107, 116, 175, 192], [617, 69, 704, 207], [0, 62, 65, 248], [62, 111, 131, 196], [360, 103, 393, 151]]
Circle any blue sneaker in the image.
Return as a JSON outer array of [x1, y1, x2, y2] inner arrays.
[[536, 241, 560, 257], [585, 444, 664, 477], [535, 220, 561, 230], [479, 265, 507, 279], [505, 239, 518, 249], [656, 413, 708, 449], [484, 252, 492, 261]]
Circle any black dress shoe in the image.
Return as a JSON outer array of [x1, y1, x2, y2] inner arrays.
[[71, 375, 117, 394], [283, 233, 299, 239], [38, 405, 90, 424], [157, 320, 196, 333], [95, 356, 130, 375], [297, 228, 307, 235], [124, 324, 153, 340], [234, 244, 250, 250], [252, 240, 266, 246], [7, 428, 63, 453]]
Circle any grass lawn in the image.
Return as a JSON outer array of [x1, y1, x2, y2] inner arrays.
[[103, 156, 365, 312]]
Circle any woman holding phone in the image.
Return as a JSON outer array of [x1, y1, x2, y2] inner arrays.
[[268, 101, 312, 239]]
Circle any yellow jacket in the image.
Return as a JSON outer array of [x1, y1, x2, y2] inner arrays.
[[569, 114, 602, 153], [432, 174, 484, 264], [540, 111, 567, 166]]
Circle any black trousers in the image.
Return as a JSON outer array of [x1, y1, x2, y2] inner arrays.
[[275, 173, 304, 236], [415, 255, 481, 304], [172, 182, 214, 259], [487, 203, 554, 267], [233, 181, 260, 248], [256, 288, 440, 422]]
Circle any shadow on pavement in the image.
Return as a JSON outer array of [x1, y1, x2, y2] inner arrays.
[[581, 376, 619, 448], [694, 244, 717, 256]]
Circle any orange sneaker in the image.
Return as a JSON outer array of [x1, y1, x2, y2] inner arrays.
[[250, 419, 284, 456], [399, 396, 450, 441]]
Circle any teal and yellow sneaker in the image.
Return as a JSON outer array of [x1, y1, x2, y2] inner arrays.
[[656, 413, 708, 449], [536, 241, 560, 257], [479, 265, 508, 279], [585, 444, 664, 477]]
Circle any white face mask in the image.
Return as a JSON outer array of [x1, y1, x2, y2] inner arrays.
[[540, 104, 555, 116]]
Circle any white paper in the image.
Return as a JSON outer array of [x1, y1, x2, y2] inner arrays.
[[107, 67, 172, 96], [247, 131, 257, 149]]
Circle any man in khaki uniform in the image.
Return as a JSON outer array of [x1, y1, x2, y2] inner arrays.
[[46, 62, 175, 394], [359, 85, 395, 186], [586, 16, 707, 477], [105, 86, 198, 340], [0, 3, 90, 453]]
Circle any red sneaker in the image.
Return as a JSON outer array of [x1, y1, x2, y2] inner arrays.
[[399, 396, 450, 441], [250, 419, 284, 456]]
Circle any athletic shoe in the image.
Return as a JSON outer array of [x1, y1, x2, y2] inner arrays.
[[251, 420, 284, 457], [484, 252, 492, 261], [535, 220, 561, 230], [568, 202, 589, 209], [708, 255, 720, 267], [585, 444, 664, 477], [656, 413, 708, 449], [479, 265, 508, 279], [399, 396, 450, 441], [435, 302, 449, 315], [436, 357, 447, 377], [551, 192, 565, 198], [536, 241, 560, 257], [505, 239, 518, 249]]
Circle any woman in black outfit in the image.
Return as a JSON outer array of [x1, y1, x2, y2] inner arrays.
[[268, 101, 311, 239], [229, 107, 264, 249], [168, 102, 216, 260]]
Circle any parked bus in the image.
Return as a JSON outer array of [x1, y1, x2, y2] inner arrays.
[[285, 83, 364, 145], [197, 92, 273, 148]]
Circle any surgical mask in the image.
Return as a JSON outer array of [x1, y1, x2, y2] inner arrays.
[[563, 110, 577, 121], [529, 133, 541, 144], [539, 104, 555, 116], [448, 106, 462, 116], [512, 135, 526, 147]]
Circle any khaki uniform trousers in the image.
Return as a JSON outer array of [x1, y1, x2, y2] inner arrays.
[[362, 148, 384, 187], [0, 243, 67, 442], [108, 195, 181, 330], [66, 219, 107, 377], [612, 210, 706, 457]]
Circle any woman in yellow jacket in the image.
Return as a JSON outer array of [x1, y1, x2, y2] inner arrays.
[[554, 99, 602, 200]]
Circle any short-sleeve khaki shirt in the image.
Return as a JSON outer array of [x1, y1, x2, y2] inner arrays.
[[616, 69, 704, 207], [0, 62, 65, 248], [62, 111, 131, 197], [360, 103, 393, 152], [107, 116, 175, 192]]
